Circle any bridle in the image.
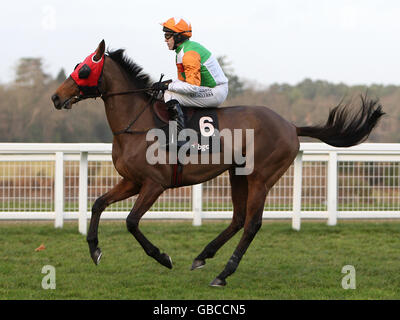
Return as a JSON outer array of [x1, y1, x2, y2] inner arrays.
[[72, 55, 165, 136]]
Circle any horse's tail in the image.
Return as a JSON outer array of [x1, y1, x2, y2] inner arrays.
[[296, 95, 385, 147]]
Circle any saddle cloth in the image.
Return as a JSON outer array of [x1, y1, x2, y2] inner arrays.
[[152, 100, 220, 154]]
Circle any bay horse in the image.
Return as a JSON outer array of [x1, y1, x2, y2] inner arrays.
[[51, 40, 384, 286]]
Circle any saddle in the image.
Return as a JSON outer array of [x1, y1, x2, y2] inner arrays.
[[153, 100, 194, 125]]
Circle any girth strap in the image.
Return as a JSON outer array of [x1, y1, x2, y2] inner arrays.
[[171, 163, 184, 187]]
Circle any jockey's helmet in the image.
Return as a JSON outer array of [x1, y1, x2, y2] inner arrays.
[[161, 17, 192, 46]]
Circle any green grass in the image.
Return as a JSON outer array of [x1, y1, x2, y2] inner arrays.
[[0, 220, 399, 299]]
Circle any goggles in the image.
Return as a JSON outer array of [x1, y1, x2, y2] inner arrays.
[[164, 32, 175, 40]]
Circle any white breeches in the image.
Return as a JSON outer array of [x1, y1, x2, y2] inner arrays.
[[164, 83, 228, 108]]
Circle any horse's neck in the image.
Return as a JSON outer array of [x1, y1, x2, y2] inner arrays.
[[102, 65, 154, 135]]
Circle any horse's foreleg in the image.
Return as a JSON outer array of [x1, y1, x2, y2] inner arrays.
[[191, 170, 248, 270], [125, 180, 172, 268], [87, 178, 140, 265], [210, 180, 267, 287]]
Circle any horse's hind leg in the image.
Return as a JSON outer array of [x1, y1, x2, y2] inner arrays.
[[87, 178, 140, 265], [125, 180, 173, 269], [210, 178, 267, 286], [191, 169, 248, 270], [210, 147, 297, 286]]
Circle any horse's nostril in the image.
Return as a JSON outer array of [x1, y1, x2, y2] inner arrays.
[[51, 94, 63, 109], [51, 94, 59, 103]]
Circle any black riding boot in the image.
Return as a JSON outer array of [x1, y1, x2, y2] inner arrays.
[[166, 99, 185, 147]]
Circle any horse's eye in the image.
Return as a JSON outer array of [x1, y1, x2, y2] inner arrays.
[[78, 64, 91, 79]]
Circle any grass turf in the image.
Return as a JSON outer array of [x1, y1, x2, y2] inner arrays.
[[0, 220, 399, 299]]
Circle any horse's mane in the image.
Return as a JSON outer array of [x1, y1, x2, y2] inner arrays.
[[106, 48, 152, 90]]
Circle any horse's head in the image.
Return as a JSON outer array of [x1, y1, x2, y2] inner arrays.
[[51, 40, 106, 110]]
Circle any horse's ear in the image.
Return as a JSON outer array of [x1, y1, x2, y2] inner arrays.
[[94, 40, 105, 61]]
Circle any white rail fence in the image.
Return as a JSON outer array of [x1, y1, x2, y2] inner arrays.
[[1, 143, 400, 235]]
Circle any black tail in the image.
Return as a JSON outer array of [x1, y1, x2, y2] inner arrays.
[[296, 95, 385, 147]]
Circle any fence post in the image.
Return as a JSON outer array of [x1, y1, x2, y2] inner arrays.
[[327, 151, 338, 226], [192, 183, 202, 226], [292, 151, 303, 231], [54, 152, 64, 228], [79, 152, 88, 235]]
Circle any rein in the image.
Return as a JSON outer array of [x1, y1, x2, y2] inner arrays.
[[101, 87, 153, 99], [111, 93, 155, 135], [69, 87, 155, 136], [106, 74, 166, 136]]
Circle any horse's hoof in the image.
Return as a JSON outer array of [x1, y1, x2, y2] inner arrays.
[[91, 248, 102, 265], [191, 259, 206, 270], [159, 253, 173, 269], [209, 277, 226, 287]]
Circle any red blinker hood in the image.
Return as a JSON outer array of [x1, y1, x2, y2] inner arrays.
[[70, 51, 105, 96]]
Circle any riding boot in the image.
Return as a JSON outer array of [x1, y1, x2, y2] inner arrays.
[[166, 99, 186, 147]]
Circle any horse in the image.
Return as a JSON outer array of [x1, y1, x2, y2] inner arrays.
[[51, 40, 384, 286]]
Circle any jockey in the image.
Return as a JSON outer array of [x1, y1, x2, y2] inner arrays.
[[153, 17, 229, 139]]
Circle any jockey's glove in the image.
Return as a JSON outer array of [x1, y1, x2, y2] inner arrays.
[[151, 80, 172, 91]]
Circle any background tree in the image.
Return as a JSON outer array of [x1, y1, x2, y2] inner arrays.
[[0, 56, 394, 143], [14, 58, 51, 88], [56, 68, 67, 84], [217, 56, 245, 99]]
